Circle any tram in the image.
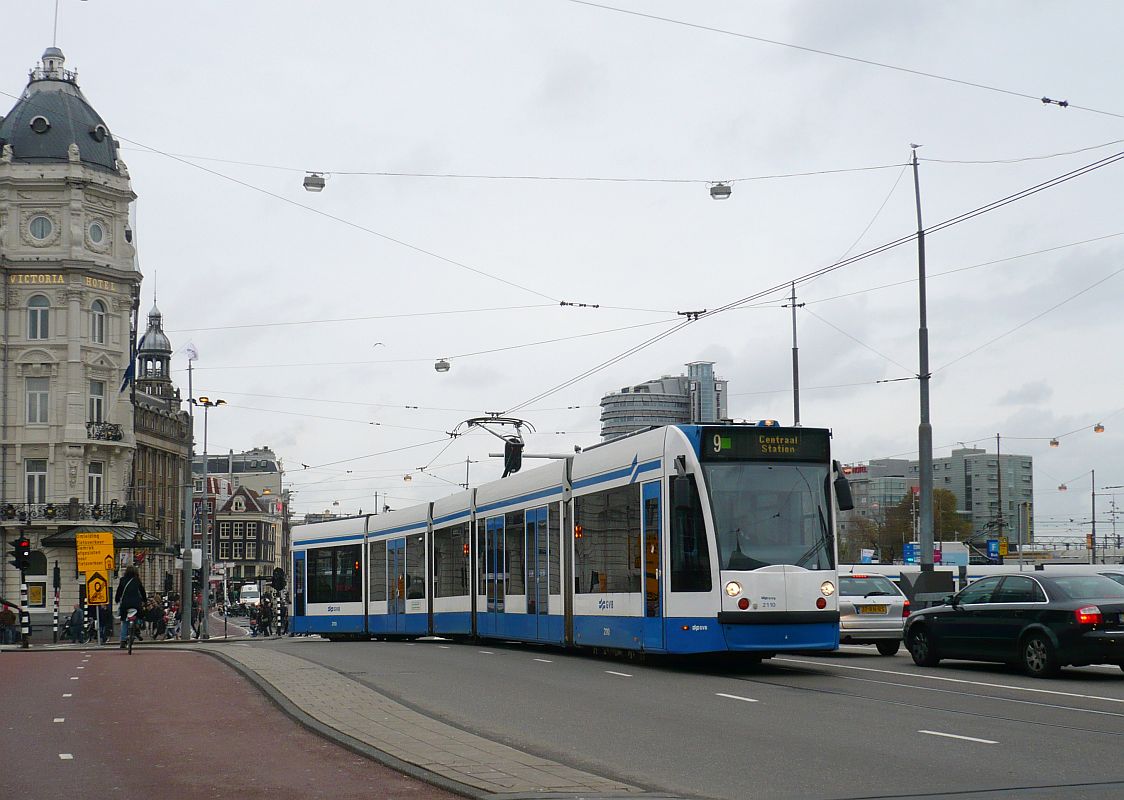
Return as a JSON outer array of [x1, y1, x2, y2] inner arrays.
[[290, 423, 854, 656]]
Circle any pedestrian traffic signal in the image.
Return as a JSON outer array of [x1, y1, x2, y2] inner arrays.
[[271, 567, 286, 591], [164, 572, 174, 593], [8, 536, 31, 571]]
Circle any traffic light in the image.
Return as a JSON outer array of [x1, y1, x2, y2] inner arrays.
[[502, 436, 524, 478], [192, 568, 202, 592], [164, 572, 174, 593], [8, 536, 31, 571], [271, 567, 286, 591]]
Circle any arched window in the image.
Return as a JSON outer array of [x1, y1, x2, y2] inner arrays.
[[28, 295, 49, 340], [91, 300, 106, 344]]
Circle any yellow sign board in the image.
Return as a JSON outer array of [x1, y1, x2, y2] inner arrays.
[[76, 531, 115, 574], [86, 571, 109, 606], [999, 537, 1009, 557]]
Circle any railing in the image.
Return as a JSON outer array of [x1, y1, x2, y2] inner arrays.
[[1, 500, 136, 524], [86, 421, 124, 441]]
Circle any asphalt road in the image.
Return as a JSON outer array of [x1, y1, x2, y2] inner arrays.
[[268, 637, 1124, 800]]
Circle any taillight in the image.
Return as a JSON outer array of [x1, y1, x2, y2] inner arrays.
[[902, 599, 911, 619], [816, 597, 827, 609], [1075, 606, 1102, 625]]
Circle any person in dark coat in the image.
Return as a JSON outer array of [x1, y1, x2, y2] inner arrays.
[[114, 566, 147, 649]]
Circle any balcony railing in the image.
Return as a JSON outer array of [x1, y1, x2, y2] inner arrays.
[[1, 500, 137, 524], [87, 421, 124, 441]]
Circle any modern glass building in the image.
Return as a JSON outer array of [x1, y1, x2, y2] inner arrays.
[[599, 361, 727, 440]]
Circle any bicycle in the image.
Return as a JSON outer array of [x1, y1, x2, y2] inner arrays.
[[125, 608, 139, 654]]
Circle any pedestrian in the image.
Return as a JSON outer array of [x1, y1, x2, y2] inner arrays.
[[97, 603, 113, 645], [60, 603, 83, 642], [279, 599, 289, 635], [114, 565, 147, 649], [1, 603, 20, 644]]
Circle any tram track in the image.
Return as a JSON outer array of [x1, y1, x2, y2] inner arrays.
[[714, 662, 1124, 738]]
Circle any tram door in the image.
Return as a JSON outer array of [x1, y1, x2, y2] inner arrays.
[[525, 507, 549, 638], [388, 538, 406, 633], [483, 517, 505, 634], [642, 481, 664, 650], [292, 551, 306, 619]]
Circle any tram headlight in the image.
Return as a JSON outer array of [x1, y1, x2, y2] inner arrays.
[[820, 580, 836, 597], [724, 581, 742, 597]]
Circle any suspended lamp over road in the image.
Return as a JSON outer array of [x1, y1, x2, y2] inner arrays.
[[303, 172, 326, 192], [1094, 422, 1105, 433], [435, 358, 451, 372], [403, 474, 412, 482], [709, 182, 732, 200], [1058, 483, 1067, 491], [1049, 438, 1060, 448]]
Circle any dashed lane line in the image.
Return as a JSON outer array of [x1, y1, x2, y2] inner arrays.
[[58, 754, 73, 760], [53, 718, 64, 723], [478, 650, 495, 654], [775, 657, 1124, 704], [605, 670, 632, 677], [533, 658, 553, 663], [69, 677, 78, 681], [919, 730, 998, 744], [716, 693, 759, 703], [62, 694, 71, 698]]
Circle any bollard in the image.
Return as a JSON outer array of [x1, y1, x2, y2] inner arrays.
[[52, 588, 59, 644]]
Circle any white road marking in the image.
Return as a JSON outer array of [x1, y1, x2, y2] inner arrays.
[[58, 754, 73, 760], [62, 694, 71, 698], [437, 645, 450, 649], [76, 666, 84, 670], [605, 670, 632, 678], [919, 730, 998, 744], [53, 718, 64, 723], [775, 657, 1124, 704], [716, 693, 759, 703], [69, 677, 78, 681], [533, 658, 553, 663], [479, 650, 494, 655]]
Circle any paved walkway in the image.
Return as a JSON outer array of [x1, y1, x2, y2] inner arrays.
[[195, 641, 654, 799]]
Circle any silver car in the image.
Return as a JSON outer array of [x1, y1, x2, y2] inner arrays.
[[838, 573, 910, 655]]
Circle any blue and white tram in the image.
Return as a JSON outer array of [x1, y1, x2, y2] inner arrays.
[[291, 423, 852, 655]]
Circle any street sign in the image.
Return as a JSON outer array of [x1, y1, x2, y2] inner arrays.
[[903, 542, 919, 564], [998, 537, 1009, 557], [76, 531, 114, 574], [86, 570, 109, 605], [987, 539, 1000, 562]]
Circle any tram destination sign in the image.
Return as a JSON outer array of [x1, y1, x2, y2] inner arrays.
[[700, 427, 830, 463]]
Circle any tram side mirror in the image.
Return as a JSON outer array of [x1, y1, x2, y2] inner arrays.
[[673, 456, 691, 509]]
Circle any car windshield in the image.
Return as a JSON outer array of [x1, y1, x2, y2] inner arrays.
[[839, 575, 899, 597], [703, 462, 833, 571], [1047, 575, 1124, 600]]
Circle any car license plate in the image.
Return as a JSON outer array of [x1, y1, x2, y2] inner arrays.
[[858, 605, 888, 614]]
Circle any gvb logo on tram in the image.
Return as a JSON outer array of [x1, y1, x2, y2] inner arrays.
[[289, 423, 853, 660]]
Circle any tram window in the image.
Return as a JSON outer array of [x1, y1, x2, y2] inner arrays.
[[549, 504, 561, 595], [574, 484, 641, 594], [369, 540, 387, 602], [505, 510, 526, 595], [671, 474, 712, 592], [405, 536, 426, 599], [433, 523, 469, 597], [308, 544, 362, 603]]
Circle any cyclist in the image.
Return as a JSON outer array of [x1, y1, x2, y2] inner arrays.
[[114, 565, 147, 650]]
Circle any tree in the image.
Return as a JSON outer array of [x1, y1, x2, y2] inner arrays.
[[883, 488, 972, 555]]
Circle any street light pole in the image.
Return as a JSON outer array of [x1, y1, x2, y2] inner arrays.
[[1091, 469, 1096, 565], [180, 358, 194, 641], [911, 147, 935, 573], [193, 396, 225, 638], [786, 281, 803, 427]]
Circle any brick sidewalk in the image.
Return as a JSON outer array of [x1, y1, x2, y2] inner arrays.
[[196, 642, 650, 798]]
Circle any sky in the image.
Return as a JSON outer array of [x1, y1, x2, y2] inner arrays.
[[2, 1, 1122, 540]]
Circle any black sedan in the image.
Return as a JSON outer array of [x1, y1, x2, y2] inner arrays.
[[904, 572, 1124, 678]]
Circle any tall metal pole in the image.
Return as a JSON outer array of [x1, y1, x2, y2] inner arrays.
[[996, 433, 1005, 549], [789, 281, 801, 427], [181, 360, 194, 641], [912, 148, 934, 572], [1091, 469, 1096, 565], [200, 405, 210, 638]]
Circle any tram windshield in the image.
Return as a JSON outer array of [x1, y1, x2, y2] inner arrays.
[[703, 462, 833, 571]]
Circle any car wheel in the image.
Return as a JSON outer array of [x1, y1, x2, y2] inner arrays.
[[876, 640, 901, 657], [1020, 633, 1059, 678], [908, 627, 940, 667]]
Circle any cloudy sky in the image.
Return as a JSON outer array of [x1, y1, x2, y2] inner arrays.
[[3, 1, 1121, 539]]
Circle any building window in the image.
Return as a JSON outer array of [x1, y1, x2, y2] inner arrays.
[[219, 542, 230, 560], [246, 522, 257, 537], [233, 541, 243, 560], [26, 459, 47, 504], [28, 295, 49, 340], [88, 380, 105, 422], [219, 522, 231, 539], [246, 541, 256, 560], [88, 462, 104, 505], [233, 521, 244, 539], [26, 377, 49, 424], [90, 300, 106, 344]]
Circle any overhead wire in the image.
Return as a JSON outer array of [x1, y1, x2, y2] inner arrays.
[[565, 1, 1124, 120]]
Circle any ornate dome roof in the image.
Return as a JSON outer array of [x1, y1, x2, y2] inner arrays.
[[0, 48, 119, 173], [139, 302, 172, 355]]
